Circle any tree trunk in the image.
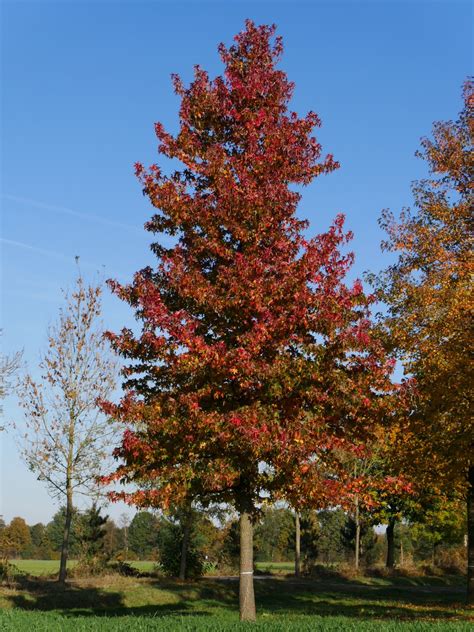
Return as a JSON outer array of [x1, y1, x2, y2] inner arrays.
[[295, 512, 301, 577], [179, 511, 191, 581], [59, 487, 73, 584], [386, 517, 396, 569], [355, 497, 360, 571], [59, 410, 76, 585], [124, 525, 128, 557], [239, 511, 256, 621], [467, 464, 474, 604]]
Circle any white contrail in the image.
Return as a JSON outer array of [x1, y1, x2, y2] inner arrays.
[[1, 238, 103, 269], [2, 194, 142, 232]]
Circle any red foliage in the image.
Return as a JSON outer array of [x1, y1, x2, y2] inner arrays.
[[104, 21, 393, 514]]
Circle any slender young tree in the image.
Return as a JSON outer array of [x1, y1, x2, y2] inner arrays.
[[17, 276, 117, 583], [374, 80, 473, 601], [104, 22, 393, 620]]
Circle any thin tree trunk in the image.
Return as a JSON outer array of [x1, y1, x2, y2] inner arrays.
[[467, 464, 474, 604], [295, 512, 301, 577], [239, 511, 256, 621], [355, 496, 360, 571], [59, 487, 73, 584], [179, 510, 191, 581], [386, 517, 396, 569], [59, 411, 75, 585]]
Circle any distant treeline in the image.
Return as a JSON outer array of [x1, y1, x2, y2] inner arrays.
[[0, 506, 466, 574]]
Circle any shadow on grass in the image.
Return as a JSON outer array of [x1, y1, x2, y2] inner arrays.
[[3, 576, 470, 622], [254, 579, 469, 621], [5, 578, 216, 619]]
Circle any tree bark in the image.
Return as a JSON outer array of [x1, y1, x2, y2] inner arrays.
[[179, 510, 191, 581], [295, 512, 301, 577], [124, 525, 129, 557], [354, 496, 360, 571], [59, 487, 73, 584], [239, 511, 256, 621], [386, 517, 396, 569], [467, 464, 474, 604]]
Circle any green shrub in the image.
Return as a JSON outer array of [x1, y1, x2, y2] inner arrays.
[[70, 556, 108, 578], [108, 560, 142, 577], [159, 533, 204, 578], [0, 558, 24, 585]]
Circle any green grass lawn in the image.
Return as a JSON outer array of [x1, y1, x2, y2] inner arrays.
[[13, 559, 294, 577], [255, 561, 294, 574], [12, 559, 156, 576], [11, 559, 295, 578], [0, 572, 472, 631], [11, 560, 75, 576]]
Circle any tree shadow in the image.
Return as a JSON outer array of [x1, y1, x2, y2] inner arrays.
[[2, 575, 470, 623], [6, 580, 125, 616], [254, 579, 469, 621], [4, 577, 213, 619]]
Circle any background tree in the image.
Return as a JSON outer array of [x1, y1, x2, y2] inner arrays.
[[17, 275, 118, 583], [162, 501, 226, 580], [29, 523, 46, 551], [158, 507, 221, 578], [117, 513, 131, 558], [299, 511, 320, 569], [3, 518, 27, 559], [373, 81, 473, 601], [332, 423, 414, 571], [254, 507, 294, 563], [45, 507, 81, 558], [128, 512, 160, 559], [104, 21, 393, 620], [341, 514, 377, 568], [103, 518, 122, 560], [410, 498, 466, 568], [0, 330, 22, 425], [28, 523, 53, 560], [337, 439, 383, 570], [3, 517, 31, 559], [316, 509, 347, 564], [75, 504, 109, 574], [364, 477, 418, 570]]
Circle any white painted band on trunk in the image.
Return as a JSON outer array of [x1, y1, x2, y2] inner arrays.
[[240, 571, 254, 575]]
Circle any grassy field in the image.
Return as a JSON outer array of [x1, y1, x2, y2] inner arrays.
[[255, 561, 294, 574], [12, 559, 291, 577], [11, 559, 155, 576], [11, 560, 75, 576], [0, 570, 472, 631]]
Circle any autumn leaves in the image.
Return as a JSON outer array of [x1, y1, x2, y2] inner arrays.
[[103, 22, 473, 617]]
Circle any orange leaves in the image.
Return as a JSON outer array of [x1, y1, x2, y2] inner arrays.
[[103, 21, 395, 516], [375, 81, 473, 493]]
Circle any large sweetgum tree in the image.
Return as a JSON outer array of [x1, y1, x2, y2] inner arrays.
[[104, 22, 393, 620]]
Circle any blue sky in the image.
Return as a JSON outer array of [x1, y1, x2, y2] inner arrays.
[[1, 0, 472, 525]]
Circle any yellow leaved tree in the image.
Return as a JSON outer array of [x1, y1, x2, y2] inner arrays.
[[374, 80, 473, 602]]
